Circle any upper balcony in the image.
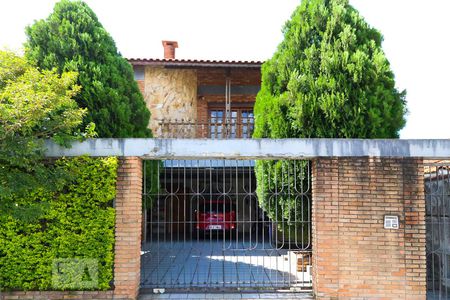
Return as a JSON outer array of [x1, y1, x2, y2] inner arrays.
[[153, 114, 254, 139]]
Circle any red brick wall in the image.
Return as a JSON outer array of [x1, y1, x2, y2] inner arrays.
[[197, 95, 256, 123], [114, 157, 143, 300], [196, 68, 260, 86], [137, 80, 144, 94], [1, 156, 427, 300], [312, 157, 426, 300], [196, 68, 260, 124]]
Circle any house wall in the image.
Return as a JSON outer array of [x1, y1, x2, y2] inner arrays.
[[140, 67, 198, 137], [312, 157, 426, 299], [134, 65, 260, 138], [196, 68, 260, 123], [137, 80, 145, 94]]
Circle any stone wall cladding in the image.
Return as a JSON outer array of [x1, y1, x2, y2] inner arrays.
[[143, 67, 197, 136], [312, 157, 426, 300]]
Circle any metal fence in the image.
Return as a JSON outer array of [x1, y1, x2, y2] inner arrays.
[[425, 161, 450, 299], [141, 159, 312, 291], [153, 117, 254, 139]]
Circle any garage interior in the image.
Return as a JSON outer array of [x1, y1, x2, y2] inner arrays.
[[140, 159, 312, 291]]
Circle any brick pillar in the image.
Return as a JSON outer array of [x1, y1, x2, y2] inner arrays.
[[312, 158, 340, 299], [403, 159, 427, 296], [114, 157, 143, 300], [312, 157, 426, 300]]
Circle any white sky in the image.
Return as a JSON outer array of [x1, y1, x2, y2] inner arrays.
[[1, 0, 449, 139]]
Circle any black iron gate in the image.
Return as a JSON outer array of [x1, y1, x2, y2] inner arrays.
[[425, 162, 450, 299], [141, 159, 312, 291]]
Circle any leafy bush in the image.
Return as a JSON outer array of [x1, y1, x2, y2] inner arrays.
[[0, 50, 91, 218], [0, 156, 117, 291]]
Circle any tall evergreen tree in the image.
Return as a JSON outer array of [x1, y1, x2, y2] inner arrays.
[[253, 0, 407, 245], [254, 0, 406, 139], [25, 0, 151, 138]]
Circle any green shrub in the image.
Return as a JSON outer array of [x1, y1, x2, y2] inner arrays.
[[0, 156, 117, 291], [255, 160, 310, 247]]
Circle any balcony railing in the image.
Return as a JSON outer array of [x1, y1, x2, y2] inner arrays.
[[153, 118, 254, 139]]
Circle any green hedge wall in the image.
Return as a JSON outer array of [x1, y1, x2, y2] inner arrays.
[[0, 156, 117, 291]]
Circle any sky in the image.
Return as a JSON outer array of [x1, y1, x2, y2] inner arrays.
[[1, 0, 449, 139]]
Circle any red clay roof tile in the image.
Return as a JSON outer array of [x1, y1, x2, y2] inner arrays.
[[127, 58, 262, 68]]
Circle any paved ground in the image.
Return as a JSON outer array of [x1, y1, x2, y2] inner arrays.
[[141, 238, 311, 289], [139, 292, 313, 299], [427, 290, 450, 300]]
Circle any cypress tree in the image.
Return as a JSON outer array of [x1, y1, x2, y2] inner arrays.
[[254, 0, 406, 139], [254, 0, 407, 246], [25, 0, 151, 138]]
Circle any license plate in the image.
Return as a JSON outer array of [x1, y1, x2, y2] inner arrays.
[[207, 225, 222, 230]]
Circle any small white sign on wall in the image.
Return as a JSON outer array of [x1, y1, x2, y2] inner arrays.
[[384, 215, 399, 229]]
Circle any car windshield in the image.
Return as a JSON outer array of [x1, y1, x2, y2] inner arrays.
[[199, 203, 236, 213]]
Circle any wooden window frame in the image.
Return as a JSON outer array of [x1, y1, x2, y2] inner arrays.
[[207, 104, 254, 138]]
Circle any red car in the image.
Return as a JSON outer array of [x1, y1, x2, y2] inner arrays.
[[194, 200, 236, 236]]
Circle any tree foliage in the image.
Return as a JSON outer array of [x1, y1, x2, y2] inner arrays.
[[254, 0, 407, 246], [0, 156, 117, 291], [254, 0, 406, 139], [0, 50, 89, 218], [25, 0, 151, 138], [0, 50, 116, 290]]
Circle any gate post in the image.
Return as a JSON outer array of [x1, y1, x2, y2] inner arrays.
[[312, 157, 426, 299], [312, 158, 340, 299], [114, 157, 143, 300]]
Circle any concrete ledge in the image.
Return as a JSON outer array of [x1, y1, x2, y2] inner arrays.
[[44, 138, 450, 159]]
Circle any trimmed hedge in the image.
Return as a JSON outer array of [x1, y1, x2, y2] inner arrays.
[[0, 156, 117, 291]]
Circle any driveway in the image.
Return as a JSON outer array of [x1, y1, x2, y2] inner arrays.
[[141, 237, 311, 290], [139, 292, 313, 299]]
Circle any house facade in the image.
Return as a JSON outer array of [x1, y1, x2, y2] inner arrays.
[[117, 41, 431, 299], [129, 41, 261, 139], [127, 42, 314, 292]]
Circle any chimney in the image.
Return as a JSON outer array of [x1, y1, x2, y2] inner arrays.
[[162, 40, 178, 59]]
